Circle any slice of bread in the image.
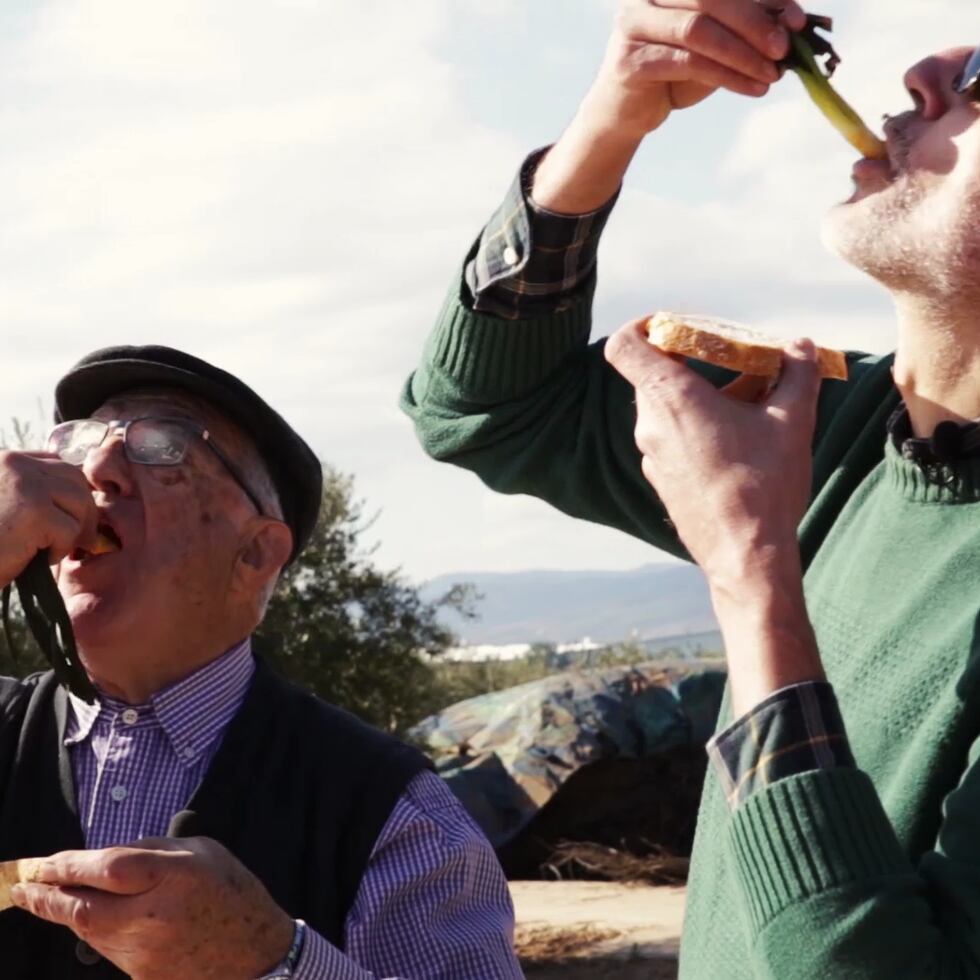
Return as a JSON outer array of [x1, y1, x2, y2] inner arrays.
[[0, 858, 46, 912], [646, 312, 848, 381]]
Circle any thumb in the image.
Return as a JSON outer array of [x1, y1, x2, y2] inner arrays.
[[604, 319, 713, 399], [770, 339, 821, 421]]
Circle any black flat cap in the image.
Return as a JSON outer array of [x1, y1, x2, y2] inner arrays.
[[54, 345, 322, 562]]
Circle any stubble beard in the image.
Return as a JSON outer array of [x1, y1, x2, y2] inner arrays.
[[822, 172, 980, 305]]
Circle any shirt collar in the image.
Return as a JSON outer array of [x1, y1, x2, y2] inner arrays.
[[65, 638, 255, 767], [64, 694, 101, 745]]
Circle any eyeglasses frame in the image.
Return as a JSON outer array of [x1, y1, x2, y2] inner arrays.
[[954, 47, 980, 98], [47, 417, 266, 518]]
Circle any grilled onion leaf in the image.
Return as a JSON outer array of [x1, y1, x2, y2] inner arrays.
[[2, 551, 97, 703]]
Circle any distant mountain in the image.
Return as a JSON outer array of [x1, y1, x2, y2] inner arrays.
[[420, 562, 718, 646]]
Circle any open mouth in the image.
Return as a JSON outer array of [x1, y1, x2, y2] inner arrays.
[[851, 156, 895, 185], [69, 522, 123, 563], [850, 129, 905, 187], [882, 116, 913, 178]]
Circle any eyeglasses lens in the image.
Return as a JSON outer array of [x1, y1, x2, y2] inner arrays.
[[47, 420, 109, 465], [125, 420, 190, 465], [47, 419, 192, 467], [956, 47, 980, 99]]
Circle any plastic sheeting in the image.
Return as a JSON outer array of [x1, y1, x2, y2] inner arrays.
[[410, 663, 726, 848]]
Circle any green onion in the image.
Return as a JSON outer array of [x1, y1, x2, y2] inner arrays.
[[782, 15, 887, 161]]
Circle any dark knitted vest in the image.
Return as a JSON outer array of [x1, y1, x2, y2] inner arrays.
[[0, 659, 431, 978]]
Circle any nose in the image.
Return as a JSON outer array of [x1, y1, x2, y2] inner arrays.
[[80, 429, 135, 500], [903, 48, 975, 120]]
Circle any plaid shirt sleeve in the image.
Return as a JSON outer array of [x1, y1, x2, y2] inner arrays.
[[707, 682, 856, 811], [464, 147, 619, 320]]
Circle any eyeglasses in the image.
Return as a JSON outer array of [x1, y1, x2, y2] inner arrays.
[[46, 417, 265, 517], [954, 47, 980, 99]]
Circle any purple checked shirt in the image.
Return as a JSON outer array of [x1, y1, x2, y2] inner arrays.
[[65, 641, 522, 979]]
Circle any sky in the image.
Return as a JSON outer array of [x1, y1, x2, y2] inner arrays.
[[0, 0, 975, 584]]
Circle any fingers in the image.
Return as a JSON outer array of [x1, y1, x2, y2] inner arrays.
[[754, 0, 808, 33], [722, 373, 773, 403], [769, 339, 821, 423], [11, 455, 98, 532], [25, 847, 173, 895], [10, 882, 108, 933], [126, 836, 203, 854], [653, 0, 788, 66], [631, 43, 773, 98], [606, 321, 820, 430], [46, 476, 100, 554], [604, 319, 716, 402], [43, 510, 94, 565], [621, 0, 805, 94]]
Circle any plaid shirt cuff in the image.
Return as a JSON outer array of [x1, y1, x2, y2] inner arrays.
[[707, 682, 855, 811], [464, 146, 619, 320]]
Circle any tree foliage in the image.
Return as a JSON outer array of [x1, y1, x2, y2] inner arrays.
[[0, 600, 41, 678], [253, 467, 476, 733]]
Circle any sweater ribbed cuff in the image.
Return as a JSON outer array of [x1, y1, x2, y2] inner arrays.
[[727, 768, 908, 936], [422, 272, 594, 403]]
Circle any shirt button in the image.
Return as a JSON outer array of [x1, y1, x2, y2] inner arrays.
[[181, 747, 195, 761], [110, 785, 128, 802], [502, 245, 520, 266], [75, 940, 102, 965], [121, 709, 139, 726]]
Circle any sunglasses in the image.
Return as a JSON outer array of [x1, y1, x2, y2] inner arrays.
[[954, 47, 980, 99], [46, 417, 265, 517]]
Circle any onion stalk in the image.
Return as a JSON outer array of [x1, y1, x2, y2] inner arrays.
[[782, 15, 887, 161]]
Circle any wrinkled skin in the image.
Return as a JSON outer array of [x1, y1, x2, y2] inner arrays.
[[10, 838, 294, 980]]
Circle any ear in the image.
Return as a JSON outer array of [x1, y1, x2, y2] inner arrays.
[[233, 519, 293, 594]]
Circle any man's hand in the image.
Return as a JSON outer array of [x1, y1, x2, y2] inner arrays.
[[594, 0, 808, 136], [0, 451, 100, 588], [10, 837, 294, 980], [532, 0, 808, 213], [605, 320, 825, 713], [605, 318, 819, 582]]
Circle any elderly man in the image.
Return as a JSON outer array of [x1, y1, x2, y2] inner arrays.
[[404, 1, 980, 976], [0, 346, 522, 979]]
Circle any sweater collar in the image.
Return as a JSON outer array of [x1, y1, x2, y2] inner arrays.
[[883, 436, 980, 503], [887, 405, 980, 463]]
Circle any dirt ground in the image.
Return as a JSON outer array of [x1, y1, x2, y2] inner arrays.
[[499, 750, 706, 881], [512, 881, 684, 979]]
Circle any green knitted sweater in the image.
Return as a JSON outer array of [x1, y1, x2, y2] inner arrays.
[[402, 277, 980, 979]]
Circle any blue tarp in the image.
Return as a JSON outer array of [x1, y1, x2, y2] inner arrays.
[[410, 662, 726, 847]]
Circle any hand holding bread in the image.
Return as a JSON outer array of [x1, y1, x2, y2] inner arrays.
[[0, 857, 47, 912], [605, 317, 821, 586]]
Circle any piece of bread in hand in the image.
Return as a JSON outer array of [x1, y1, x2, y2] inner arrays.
[[646, 312, 848, 381], [0, 857, 47, 911]]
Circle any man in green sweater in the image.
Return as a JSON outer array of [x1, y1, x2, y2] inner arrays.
[[403, 0, 980, 976]]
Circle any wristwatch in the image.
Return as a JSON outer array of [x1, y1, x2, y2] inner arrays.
[[258, 920, 307, 980]]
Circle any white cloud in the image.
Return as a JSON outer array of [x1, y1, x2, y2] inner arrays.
[[0, 0, 974, 582]]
